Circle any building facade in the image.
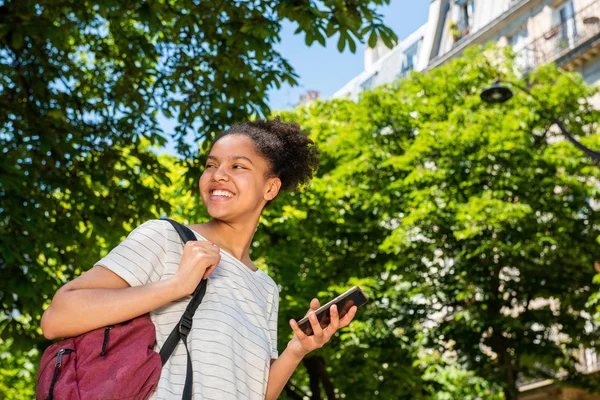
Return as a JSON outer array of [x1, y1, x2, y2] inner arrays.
[[332, 24, 428, 100], [333, 0, 600, 100]]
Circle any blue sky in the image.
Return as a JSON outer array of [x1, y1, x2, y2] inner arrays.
[[157, 1, 430, 153], [268, 1, 430, 110]]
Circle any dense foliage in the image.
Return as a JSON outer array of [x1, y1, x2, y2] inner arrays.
[[2, 3, 599, 395], [254, 47, 600, 399], [0, 0, 396, 351]]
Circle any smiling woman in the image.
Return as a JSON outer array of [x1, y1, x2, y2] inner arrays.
[[40, 117, 356, 400]]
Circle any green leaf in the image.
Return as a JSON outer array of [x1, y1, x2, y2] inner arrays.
[[315, 32, 326, 47], [368, 30, 378, 48], [337, 33, 346, 52], [348, 36, 357, 53]]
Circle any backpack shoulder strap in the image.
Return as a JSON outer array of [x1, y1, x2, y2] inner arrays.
[[158, 218, 208, 400], [161, 217, 197, 244]]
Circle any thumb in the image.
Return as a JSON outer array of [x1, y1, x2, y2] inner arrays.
[[202, 261, 219, 279], [310, 298, 320, 310], [304, 298, 320, 317]]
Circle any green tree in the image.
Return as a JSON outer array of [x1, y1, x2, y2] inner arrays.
[[246, 47, 599, 399], [257, 100, 426, 399], [419, 350, 503, 400], [373, 49, 600, 400], [0, 0, 396, 354], [0, 339, 37, 399]]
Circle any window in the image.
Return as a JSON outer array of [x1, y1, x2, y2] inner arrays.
[[457, 0, 475, 34], [405, 54, 414, 71], [399, 55, 414, 78], [399, 40, 421, 78], [360, 72, 378, 92], [554, 0, 577, 48]]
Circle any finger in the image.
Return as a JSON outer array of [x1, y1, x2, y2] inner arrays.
[[308, 311, 324, 339], [203, 263, 218, 279], [183, 241, 198, 251], [186, 242, 216, 257], [289, 319, 308, 341], [202, 253, 221, 277], [310, 298, 320, 310], [207, 246, 221, 256], [327, 304, 340, 332], [200, 242, 220, 252], [305, 298, 320, 317], [339, 306, 357, 327], [193, 240, 216, 249], [198, 246, 220, 258]]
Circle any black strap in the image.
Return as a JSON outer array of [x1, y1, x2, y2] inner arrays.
[[159, 218, 208, 400], [162, 217, 198, 243]]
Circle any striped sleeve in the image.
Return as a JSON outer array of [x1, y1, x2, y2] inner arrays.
[[95, 219, 168, 287], [269, 287, 279, 359]]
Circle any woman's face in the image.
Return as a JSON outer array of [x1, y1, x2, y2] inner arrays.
[[199, 134, 280, 222]]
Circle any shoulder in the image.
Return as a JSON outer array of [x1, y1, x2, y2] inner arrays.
[[132, 219, 169, 232], [255, 269, 279, 298], [95, 220, 178, 286], [256, 271, 279, 317], [123, 219, 189, 252], [131, 219, 179, 240]]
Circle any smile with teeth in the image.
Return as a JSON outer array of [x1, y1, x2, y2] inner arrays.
[[211, 190, 235, 198]]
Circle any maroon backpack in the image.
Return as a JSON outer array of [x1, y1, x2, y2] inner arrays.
[[37, 218, 206, 400]]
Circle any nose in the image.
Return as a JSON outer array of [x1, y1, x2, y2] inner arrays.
[[211, 165, 229, 182]]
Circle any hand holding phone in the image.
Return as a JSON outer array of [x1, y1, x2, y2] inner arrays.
[[296, 286, 368, 336]]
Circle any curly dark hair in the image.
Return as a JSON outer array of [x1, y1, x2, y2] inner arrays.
[[211, 117, 320, 192]]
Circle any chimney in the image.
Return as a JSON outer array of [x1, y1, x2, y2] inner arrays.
[[298, 90, 320, 106]]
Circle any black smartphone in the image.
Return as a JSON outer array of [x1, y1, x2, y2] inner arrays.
[[296, 286, 368, 336]]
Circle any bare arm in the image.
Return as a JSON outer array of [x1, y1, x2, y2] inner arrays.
[[265, 301, 357, 400], [41, 240, 221, 340], [265, 348, 304, 400], [40, 266, 182, 339]]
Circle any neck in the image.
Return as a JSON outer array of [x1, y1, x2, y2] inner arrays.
[[195, 218, 259, 263]]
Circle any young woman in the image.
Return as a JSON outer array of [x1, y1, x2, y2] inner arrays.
[[41, 117, 357, 400]]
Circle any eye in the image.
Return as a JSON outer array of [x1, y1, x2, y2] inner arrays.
[[205, 163, 216, 169], [233, 164, 246, 169]]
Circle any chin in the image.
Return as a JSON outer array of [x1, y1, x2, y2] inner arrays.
[[205, 205, 235, 221]]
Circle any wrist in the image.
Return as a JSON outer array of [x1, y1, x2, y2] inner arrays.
[[164, 275, 188, 299], [285, 342, 309, 362]]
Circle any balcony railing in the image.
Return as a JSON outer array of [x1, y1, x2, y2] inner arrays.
[[515, 0, 600, 73]]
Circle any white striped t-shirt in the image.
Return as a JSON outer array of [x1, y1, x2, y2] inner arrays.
[[95, 219, 279, 400]]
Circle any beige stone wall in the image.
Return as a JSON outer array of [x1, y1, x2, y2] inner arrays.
[[575, 0, 596, 12], [528, 5, 554, 40]]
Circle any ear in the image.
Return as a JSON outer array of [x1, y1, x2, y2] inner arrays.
[[264, 177, 282, 201]]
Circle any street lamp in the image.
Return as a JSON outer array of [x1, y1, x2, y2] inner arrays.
[[480, 79, 600, 161]]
